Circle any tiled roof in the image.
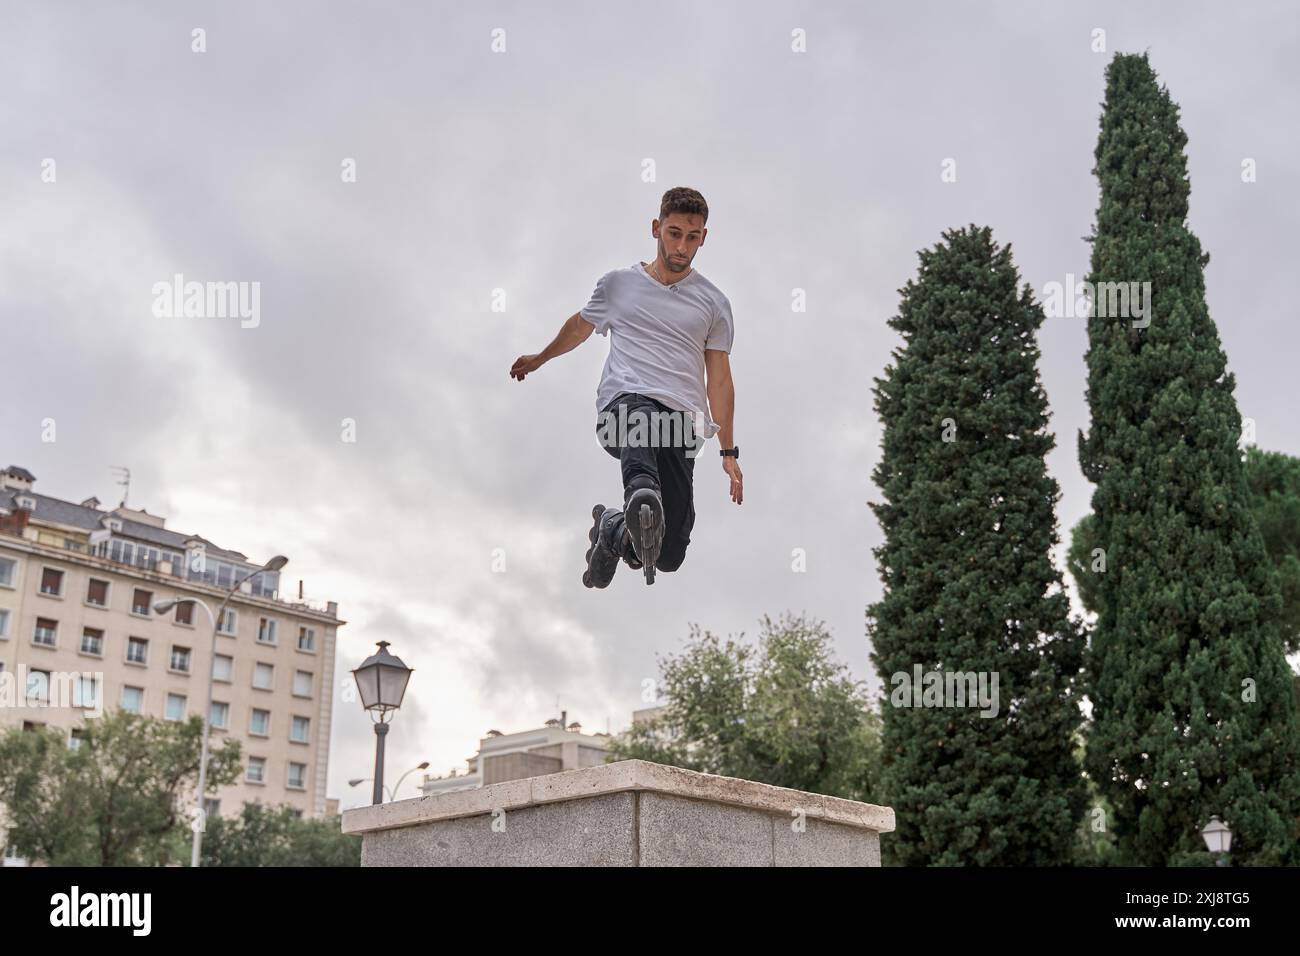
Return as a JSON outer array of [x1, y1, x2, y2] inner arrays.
[[0, 487, 248, 563], [1, 489, 101, 530]]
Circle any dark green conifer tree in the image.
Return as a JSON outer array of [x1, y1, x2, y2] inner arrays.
[[868, 225, 1086, 865], [1078, 52, 1300, 865]]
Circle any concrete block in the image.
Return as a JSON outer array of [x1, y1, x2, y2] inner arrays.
[[637, 792, 773, 866], [343, 759, 894, 867], [361, 792, 636, 867]]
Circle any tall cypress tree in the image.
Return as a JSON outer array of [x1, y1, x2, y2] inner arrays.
[[1078, 52, 1300, 865], [868, 225, 1086, 866]]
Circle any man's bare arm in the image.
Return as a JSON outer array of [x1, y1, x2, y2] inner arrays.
[[510, 313, 595, 380], [705, 348, 742, 504]]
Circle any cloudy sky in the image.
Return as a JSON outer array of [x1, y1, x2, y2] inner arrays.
[[3, 1, 1296, 810]]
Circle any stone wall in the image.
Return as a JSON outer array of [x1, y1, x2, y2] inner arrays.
[[342, 759, 894, 867]]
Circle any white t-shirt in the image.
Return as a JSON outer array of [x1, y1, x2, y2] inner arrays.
[[579, 262, 734, 440]]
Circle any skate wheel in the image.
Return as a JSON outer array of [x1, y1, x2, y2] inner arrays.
[[640, 502, 657, 585]]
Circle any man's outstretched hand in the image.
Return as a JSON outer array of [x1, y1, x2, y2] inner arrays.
[[723, 457, 743, 505], [510, 354, 543, 381]]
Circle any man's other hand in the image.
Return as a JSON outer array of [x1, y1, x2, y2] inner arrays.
[[510, 354, 543, 381], [723, 456, 743, 505]]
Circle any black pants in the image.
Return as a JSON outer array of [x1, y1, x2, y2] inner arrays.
[[595, 392, 702, 572]]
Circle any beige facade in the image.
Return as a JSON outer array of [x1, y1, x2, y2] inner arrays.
[[0, 466, 342, 840]]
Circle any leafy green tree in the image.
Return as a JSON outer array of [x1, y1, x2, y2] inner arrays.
[[1077, 52, 1300, 865], [867, 224, 1087, 866], [201, 802, 360, 867], [0, 712, 241, 866], [607, 612, 881, 802]]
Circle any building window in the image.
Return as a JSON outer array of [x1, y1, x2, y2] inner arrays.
[[292, 670, 313, 697], [126, 636, 148, 664], [203, 798, 220, 821], [121, 686, 144, 714], [291, 716, 310, 743], [26, 670, 50, 705], [297, 626, 315, 652], [73, 675, 99, 710], [250, 709, 270, 736], [132, 589, 153, 616], [175, 601, 194, 626], [69, 728, 86, 751], [165, 693, 187, 721], [217, 608, 238, 635], [287, 762, 307, 790], [108, 538, 133, 565], [169, 646, 191, 673], [0, 608, 10, 638], [212, 654, 233, 683], [209, 701, 229, 729], [39, 568, 64, 596], [33, 618, 57, 647], [86, 578, 109, 607], [0, 556, 16, 588], [257, 618, 277, 645], [80, 627, 104, 656], [253, 663, 274, 690], [250, 571, 278, 599], [127, 545, 160, 572], [247, 757, 266, 784]]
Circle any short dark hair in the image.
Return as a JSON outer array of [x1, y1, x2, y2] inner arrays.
[[659, 187, 708, 225]]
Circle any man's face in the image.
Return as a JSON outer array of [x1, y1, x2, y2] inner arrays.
[[654, 212, 706, 273]]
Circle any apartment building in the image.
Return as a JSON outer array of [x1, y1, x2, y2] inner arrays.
[[0, 465, 343, 837], [420, 714, 612, 796]]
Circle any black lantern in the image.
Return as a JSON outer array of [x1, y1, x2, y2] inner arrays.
[[351, 641, 413, 805], [353, 641, 412, 714]]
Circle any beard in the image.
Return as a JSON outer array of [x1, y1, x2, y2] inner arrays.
[[661, 246, 691, 272]]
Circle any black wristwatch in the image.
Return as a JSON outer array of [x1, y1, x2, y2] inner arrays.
[[720, 446, 740, 460]]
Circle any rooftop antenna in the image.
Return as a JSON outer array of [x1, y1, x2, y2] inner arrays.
[[109, 466, 131, 508]]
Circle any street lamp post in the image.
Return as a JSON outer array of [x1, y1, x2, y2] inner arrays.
[[154, 553, 288, 868], [351, 641, 413, 805], [393, 761, 430, 800], [348, 762, 429, 803], [1201, 815, 1233, 867]]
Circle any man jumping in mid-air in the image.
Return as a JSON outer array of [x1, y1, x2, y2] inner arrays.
[[509, 186, 742, 587]]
